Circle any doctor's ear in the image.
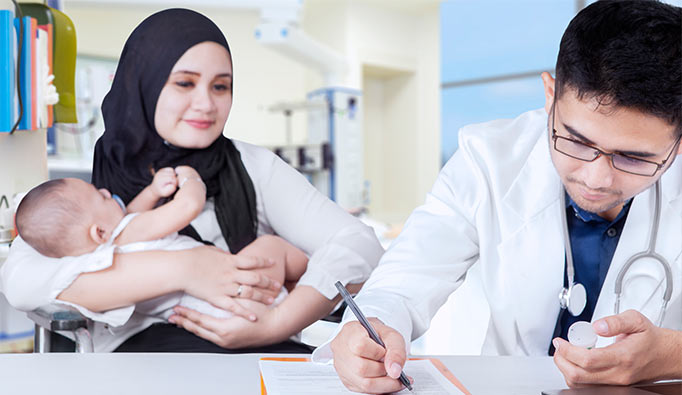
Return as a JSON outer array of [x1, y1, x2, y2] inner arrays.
[[541, 72, 555, 115], [89, 224, 109, 244]]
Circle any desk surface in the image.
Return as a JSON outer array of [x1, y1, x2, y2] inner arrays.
[[0, 353, 567, 394]]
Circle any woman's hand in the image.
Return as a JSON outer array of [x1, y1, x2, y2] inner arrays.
[[170, 285, 343, 349], [169, 301, 279, 349], [181, 246, 282, 321]]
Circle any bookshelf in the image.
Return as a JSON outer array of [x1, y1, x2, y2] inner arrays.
[[0, 128, 47, 353], [0, 131, 47, 352], [0, 0, 78, 351]]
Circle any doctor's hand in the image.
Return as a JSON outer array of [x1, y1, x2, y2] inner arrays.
[[330, 319, 409, 394], [553, 309, 682, 387], [182, 246, 281, 321]]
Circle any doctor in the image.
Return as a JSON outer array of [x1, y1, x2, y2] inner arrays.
[[317, 1, 682, 393]]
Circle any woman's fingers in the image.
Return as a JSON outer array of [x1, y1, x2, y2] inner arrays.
[[169, 309, 226, 346], [232, 263, 281, 292], [233, 255, 274, 270], [170, 305, 265, 350], [193, 294, 257, 321], [222, 298, 257, 321], [231, 284, 273, 305], [185, 246, 279, 308]]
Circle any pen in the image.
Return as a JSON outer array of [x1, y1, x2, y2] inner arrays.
[[334, 281, 413, 392]]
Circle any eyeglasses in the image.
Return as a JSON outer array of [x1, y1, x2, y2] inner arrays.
[[551, 105, 681, 177]]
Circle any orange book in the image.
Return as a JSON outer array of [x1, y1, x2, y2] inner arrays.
[[38, 24, 53, 127], [259, 357, 472, 395]]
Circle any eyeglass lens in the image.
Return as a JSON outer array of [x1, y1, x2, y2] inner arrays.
[[554, 136, 659, 176]]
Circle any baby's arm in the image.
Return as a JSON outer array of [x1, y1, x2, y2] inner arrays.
[[126, 167, 178, 213], [116, 166, 206, 245], [237, 235, 308, 298]]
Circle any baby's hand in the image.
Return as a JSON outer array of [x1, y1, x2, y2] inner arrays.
[[152, 167, 178, 198], [175, 165, 201, 180]]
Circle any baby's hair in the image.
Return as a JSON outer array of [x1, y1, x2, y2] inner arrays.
[[15, 179, 84, 258]]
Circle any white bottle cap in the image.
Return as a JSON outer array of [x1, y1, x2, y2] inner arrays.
[[568, 321, 597, 349]]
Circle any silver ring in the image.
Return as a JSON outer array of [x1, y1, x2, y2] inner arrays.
[[236, 285, 243, 297]]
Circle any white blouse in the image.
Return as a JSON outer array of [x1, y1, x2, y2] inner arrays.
[[0, 140, 384, 351]]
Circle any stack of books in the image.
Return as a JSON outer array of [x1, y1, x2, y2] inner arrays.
[[0, 4, 77, 133]]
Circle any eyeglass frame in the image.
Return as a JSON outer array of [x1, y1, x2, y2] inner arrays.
[[550, 101, 682, 177]]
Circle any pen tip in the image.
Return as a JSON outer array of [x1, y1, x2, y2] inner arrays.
[[404, 379, 413, 391]]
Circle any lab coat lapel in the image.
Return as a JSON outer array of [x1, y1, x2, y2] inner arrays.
[[496, 131, 565, 355], [593, 159, 682, 346]]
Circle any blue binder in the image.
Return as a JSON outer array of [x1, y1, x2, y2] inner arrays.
[[0, 10, 14, 132], [13, 16, 32, 131]]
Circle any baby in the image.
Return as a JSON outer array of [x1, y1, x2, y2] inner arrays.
[[14, 166, 307, 320]]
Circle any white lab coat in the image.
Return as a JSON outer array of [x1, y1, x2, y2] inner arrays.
[[314, 108, 681, 360]]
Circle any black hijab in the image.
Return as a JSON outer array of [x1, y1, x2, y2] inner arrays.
[[92, 8, 257, 253]]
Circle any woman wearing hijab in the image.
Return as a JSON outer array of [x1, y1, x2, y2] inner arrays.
[[0, 9, 383, 353]]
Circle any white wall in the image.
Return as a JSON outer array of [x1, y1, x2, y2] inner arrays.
[[353, 1, 440, 222], [62, 0, 441, 221], [0, 131, 48, 203], [63, 3, 311, 147], [305, 0, 441, 222]]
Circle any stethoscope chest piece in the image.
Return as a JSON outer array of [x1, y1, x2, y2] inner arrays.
[[559, 282, 587, 316]]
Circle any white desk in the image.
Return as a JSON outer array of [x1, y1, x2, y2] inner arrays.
[[0, 353, 567, 394]]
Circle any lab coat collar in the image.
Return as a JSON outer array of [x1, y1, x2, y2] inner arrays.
[[502, 117, 562, 221], [496, 115, 566, 355], [661, 155, 682, 206]]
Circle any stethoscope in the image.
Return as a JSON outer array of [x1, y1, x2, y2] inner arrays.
[[558, 180, 673, 327]]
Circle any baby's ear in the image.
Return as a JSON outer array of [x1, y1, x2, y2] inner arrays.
[[89, 224, 109, 244]]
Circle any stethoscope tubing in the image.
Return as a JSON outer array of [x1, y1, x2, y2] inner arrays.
[[561, 180, 673, 327]]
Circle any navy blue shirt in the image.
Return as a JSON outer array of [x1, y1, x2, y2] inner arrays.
[[549, 193, 632, 355]]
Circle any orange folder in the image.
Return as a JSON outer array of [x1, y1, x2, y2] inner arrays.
[[259, 357, 472, 395]]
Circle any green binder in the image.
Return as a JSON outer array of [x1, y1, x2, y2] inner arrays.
[[19, 3, 77, 124]]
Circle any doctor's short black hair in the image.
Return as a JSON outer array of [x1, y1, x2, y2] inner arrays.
[[555, 0, 682, 137]]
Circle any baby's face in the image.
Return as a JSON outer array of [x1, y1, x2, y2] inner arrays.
[[64, 179, 125, 235]]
